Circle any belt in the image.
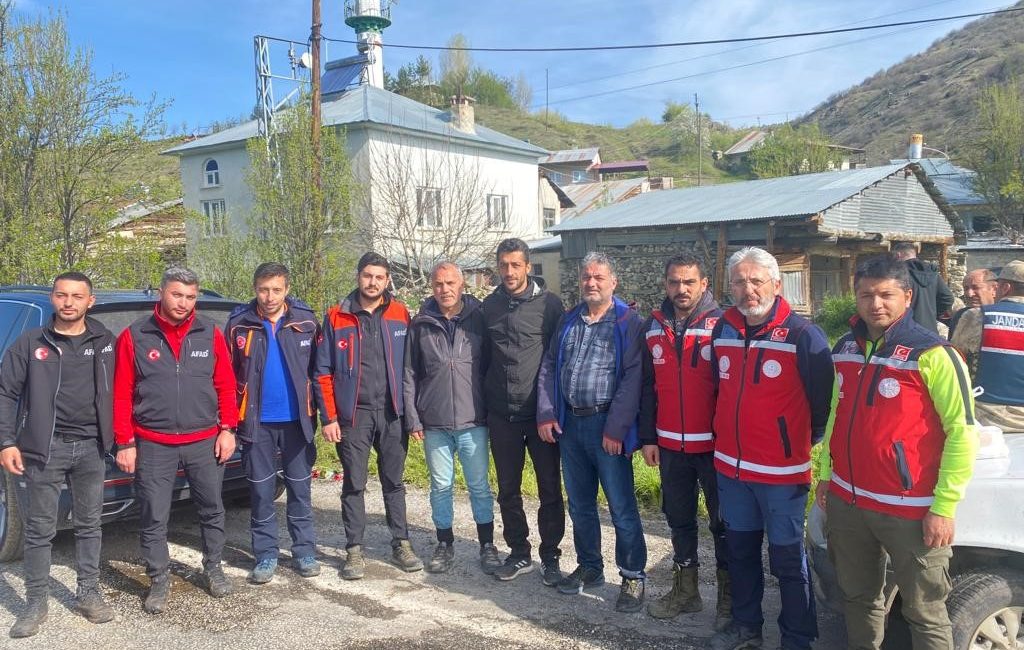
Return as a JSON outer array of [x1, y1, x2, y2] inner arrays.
[[56, 432, 97, 443], [568, 403, 611, 417]]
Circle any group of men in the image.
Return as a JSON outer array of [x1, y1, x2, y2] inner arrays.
[[2, 238, 1019, 650]]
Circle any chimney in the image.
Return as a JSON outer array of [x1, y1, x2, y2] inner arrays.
[[449, 95, 476, 134], [908, 133, 923, 160]]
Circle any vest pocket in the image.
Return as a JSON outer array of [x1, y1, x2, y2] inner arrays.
[[893, 441, 914, 490], [777, 416, 792, 458]]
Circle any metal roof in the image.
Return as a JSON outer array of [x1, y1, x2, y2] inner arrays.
[[889, 157, 984, 206], [594, 160, 649, 173], [551, 163, 940, 232], [523, 235, 561, 252], [538, 147, 600, 166], [163, 85, 547, 157], [559, 178, 648, 221], [723, 131, 767, 156]]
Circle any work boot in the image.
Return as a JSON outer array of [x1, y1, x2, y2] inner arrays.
[[203, 564, 233, 598], [341, 545, 365, 580], [9, 598, 47, 638], [715, 568, 734, 632], [143, 576, 170, 614], [426, 542, 455, 574], [615, 577, 646, 613], [294, 556, 321, 578], [75, 586, 115, 624], [648, 563, 703, 619], [248, 558, 278, 584], [708, 621, 763, 650], [392, 540, 424, 572]]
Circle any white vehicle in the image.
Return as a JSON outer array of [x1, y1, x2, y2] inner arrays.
[[807, 427, 1024, 650]]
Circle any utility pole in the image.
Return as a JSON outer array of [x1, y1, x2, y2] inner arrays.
[[545, 68, 549, 126], [311, 0, 322, 194], [694, 92, 702, 187]]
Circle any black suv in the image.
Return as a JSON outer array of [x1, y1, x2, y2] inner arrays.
[[0, 286, 260, 561]]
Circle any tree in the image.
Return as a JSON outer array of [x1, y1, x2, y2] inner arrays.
[[512, 72, 533, 112], [662, 101, 692, 124], [968, 79, 1024, 241], [439, 34, 471, 97], [746, 124, 834, 179]]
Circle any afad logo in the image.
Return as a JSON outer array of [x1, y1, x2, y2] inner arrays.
[[33, 347, 49, 361], [146, 348, 161, 362], [891, 345, 912, 362], [770, 327, 790, 342], [235, 335, 246, 350]]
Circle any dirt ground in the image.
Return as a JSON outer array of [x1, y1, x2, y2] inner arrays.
[[0, 478, 845, 649]]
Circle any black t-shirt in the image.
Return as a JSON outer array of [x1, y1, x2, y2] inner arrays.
[[52, 331, 98, 439]]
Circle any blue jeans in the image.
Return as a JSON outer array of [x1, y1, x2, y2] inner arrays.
[[559, 412, 646, 578], [423, 426, 493, 530], [718, 473, 817, 649]]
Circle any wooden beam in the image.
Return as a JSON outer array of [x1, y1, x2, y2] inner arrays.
[[716, 224, 728, 302], [840, 255, 855, 294], [939, 244, 949, 282], [766, 220, 775, 252]]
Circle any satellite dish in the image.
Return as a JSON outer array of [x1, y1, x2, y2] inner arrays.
[[298, 52, 313, 69]]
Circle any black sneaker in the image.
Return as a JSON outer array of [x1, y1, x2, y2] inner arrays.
[[615, 577, 645, 612], [426, 542, 455, 574], [204, 564, 233, 598], [143, 577, 170, 614], [541, 558, 562, 587], [479, 543, 502, 575], [557, 565, 605, 594], [708, 622, 764, 650], [493, 556, 534, 581]]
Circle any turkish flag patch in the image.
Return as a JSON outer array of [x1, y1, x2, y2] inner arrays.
[[705, 317, 719, 329], [147, 348, 161, 361], [770, 327, 790, 342], [33, 347, 49, 361], [892, 345, 911, 362], [235, 335, 246, 350], [337, 339, 349, 350]]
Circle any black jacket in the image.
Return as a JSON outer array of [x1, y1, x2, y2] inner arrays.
[[225, 296, 320, 443], [403, 295, 489, 432], [906, 259, 955, 333], [481, 277, 564, 423], [0, 316, 115, 463]]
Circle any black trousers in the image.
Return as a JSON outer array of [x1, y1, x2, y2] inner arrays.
[[337, 406, 409, 548], [488, 415, 564, 562], [660, 448, 727, 569]]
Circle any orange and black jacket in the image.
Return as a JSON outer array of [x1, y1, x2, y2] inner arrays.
[[314, 291, 409, 427], [225, 296, 320, 443]]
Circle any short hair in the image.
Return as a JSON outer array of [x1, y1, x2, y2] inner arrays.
[[854, 256, 912, 291], [965, 268, 997, 284], [580, 251, 616, 278], [357, 251, 391, 275], [1002, 280, 1024, 297], [891, 242, 918, 257], [430, 261, 464, 282], [161, 266, 199, 288], [727, 247, 780, 281], [663, 252, 707, 279], [52, 271, 93, 293], [253, 262, 290, 287], [496, 238, 530, 264]]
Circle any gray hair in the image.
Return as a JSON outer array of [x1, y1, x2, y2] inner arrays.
[[430, 261, 464, 282], [580, 251, 617, 278], [727, 247, 780, 281], [161, 266, 200, 289]]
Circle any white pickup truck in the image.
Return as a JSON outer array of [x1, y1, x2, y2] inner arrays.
[[807, 429, 1024, 650]]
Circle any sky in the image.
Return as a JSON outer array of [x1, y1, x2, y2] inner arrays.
[[9, 0, 1015, 133]]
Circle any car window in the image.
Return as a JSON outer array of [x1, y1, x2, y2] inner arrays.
[[0, 301, 41, 354], [89, 304, 236, 336]]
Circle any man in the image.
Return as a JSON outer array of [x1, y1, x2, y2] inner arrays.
[[0, 273, 115, 638], [315, 252, 422, 579], [536, 252, 647, 612], [114, 267, 238, 613], [225, 262, 321, 584], [947, 268, 997, 341], [817, 255, 977, 650], [891, 242, 954, 333], [708, 247, 833, 650], [404, 262, 499, 574], [639, 253, 730, 628], [951, 260, 1024, 432], [481, 238, 565, 584]]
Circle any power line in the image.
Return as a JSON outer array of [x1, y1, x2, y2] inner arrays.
[[323, 6, 1023, 53]]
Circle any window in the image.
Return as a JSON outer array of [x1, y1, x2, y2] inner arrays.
[[781, 270, 807, 306], [532, 263, 544, 276], [487, 194, 508, 230], [416, 187, 441, 227], [572, 170, 586, 183], [201, 199, 227, 238], [543, 208, 556, 229], [203, 159, 220, 187]]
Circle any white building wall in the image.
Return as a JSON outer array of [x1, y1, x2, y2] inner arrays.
[[179, 146, 254, 256]]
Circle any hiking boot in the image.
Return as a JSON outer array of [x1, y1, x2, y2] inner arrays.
[[493, 556, 534, 581], [204, 564, 233, 598], [708, 622, 763, 650], [557, 565, 605, 594], [479, 543, 502, 575], [143, 577, 170, 614], [427, 542, 455, 574], [541, 557, 562, 587], [615, 577, 646, 613], [341, 545, 365, 580], [9, 598, 47, 638], [294, 556, 321, 578], [715, 568, 734, 632], [248, 558, 278, 584], [648, 563, 702, 619], [75, 586, 114, 624], [392, 540, 424, 572]]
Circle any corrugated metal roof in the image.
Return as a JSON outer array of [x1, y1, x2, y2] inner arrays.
[[538, 148, 600, 166], [723, 130, 767, 156], [889, 157, 984, 206], [594, 160, 649, 172], [523, 235, 561, 252], [559, 178, 648, 221], [551, 164, 931, 232], [163, 85, 548, 157]]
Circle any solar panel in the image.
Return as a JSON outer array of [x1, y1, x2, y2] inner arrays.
[[321, 63, 364, 96]]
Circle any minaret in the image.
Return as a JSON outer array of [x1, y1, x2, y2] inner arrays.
[[344, 0, 392, 88]]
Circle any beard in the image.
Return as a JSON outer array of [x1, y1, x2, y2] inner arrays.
[[737, 295, 774, 320]]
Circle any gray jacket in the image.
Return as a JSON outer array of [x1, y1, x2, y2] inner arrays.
[[403, 294, 490, 432]]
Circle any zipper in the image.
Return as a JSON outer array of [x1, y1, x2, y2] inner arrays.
[[674, 325, 686, 452], [351, 319, 362, 427], [893, 441, 913, 491], [732, 337, 751, 479], [49, 337, 62, 460], [844, 345, 874, 504], [777, 416, 792, 458]]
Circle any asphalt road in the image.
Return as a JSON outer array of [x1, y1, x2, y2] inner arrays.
[[0, 478, 845, 649]]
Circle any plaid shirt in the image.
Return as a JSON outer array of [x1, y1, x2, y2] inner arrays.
[[559, 308, 617, 408]]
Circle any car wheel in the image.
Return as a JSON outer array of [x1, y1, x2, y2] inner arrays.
[[0, 470, 25, 562], [949, 570, 1024, 650]]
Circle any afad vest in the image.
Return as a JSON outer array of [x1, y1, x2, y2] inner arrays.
[[130, 314, 219, 434], [645, 305, 721, 453], [712, 298, 813, 484], [828, 315, 959, 520], [976, 300, 1024, 406]]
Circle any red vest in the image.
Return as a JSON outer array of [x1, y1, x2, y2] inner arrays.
[[828, 315, 951, 520], [712, 299, 813, 484], [645, 306, 721, 453]]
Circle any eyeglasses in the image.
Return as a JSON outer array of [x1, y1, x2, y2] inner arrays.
[[730, 277, 771, 289]]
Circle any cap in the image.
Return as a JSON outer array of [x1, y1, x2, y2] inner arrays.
[[997, 260, 1024, 283]]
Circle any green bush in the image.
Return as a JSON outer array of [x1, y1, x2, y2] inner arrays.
[[815, 293, 857, 345]]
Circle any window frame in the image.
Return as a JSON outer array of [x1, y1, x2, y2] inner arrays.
[[416, 187, 442, 228], [200, 199, 227, 238], [203, 159, 221, 187], [487, 193, 509, 231], [542, 207, 556, 229]]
